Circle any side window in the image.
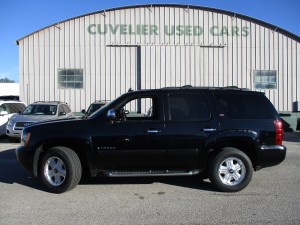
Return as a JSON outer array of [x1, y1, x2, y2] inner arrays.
[[214, 93, 273, 119], [65, 105, 71, 113], [61, 105, 69, 113], [168, 93, 211, 121], [119, 96, 157, 121], [58, 105, 64, 114], [0, 104, 7, 112]]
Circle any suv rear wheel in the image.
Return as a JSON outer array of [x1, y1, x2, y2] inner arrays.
[[208, 147, 253, 192], [39, 147, 82, 193]]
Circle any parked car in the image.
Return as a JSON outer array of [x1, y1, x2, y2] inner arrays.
[[16, 87, 286, 193], [81, 100, 108, 117], [0, 101, 26, 136], [7, 101, 73, 141], [0, 95, 19, 101]]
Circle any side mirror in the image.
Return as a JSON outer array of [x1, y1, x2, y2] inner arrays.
[[81, 109, 86, 114], [107, 109, 116, 120], [59, 111, 66, 116]]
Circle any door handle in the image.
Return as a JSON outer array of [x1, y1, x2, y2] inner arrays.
[[203, 128, 216, 132], [147, 129, 161, 134]]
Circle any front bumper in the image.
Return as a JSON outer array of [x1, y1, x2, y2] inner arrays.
[[257, 145, 286, 169], [6, 125, 22, 138]]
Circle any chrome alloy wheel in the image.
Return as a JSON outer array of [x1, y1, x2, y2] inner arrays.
[[218, 157, 246, 186], [44, 157, 66, 186]]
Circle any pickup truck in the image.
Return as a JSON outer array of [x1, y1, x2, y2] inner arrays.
[[16, 87, 286, 193]]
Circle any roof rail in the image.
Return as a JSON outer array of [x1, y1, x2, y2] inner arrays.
[[34, 101, 66, 104], [160, 86, 251, 91]]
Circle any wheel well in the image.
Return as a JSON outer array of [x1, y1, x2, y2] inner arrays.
[[207, 141, 258, 170], [37, 141, 90, 177]]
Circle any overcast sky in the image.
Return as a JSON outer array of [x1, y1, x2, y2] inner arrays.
[[0, 0, 299, 82]]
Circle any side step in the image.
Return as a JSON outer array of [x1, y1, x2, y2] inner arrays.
[[104, 169, 200, 177]]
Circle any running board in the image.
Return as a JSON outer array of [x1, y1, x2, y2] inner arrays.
[[104, 170, 200, 177]]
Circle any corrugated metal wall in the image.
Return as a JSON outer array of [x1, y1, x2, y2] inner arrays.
[[18, 5, 300, 112]]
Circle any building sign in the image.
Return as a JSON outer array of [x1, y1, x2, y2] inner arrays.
[[88, 24, 250, 37]]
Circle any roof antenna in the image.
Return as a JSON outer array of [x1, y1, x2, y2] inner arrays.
[[128, 88, 134, 92]]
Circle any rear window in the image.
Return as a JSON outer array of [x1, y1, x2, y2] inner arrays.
[[214, 93, 275, 119]]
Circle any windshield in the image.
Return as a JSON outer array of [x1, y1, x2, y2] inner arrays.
[[86, 103, 105, 116], [22, 104, 57, 115], [0, 103, 26, 114], [87, 99, 118, 119]]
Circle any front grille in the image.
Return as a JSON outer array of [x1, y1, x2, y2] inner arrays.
[[15, 122, 33, 128]]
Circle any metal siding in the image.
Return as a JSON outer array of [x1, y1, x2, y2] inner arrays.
[[19, 40, 24, 102], [294, 42, 300, 104], [49, 27, 55, 102], [292, 41, 300, 104], [18, 5, 300, 112], [33, 33, 39, 101], [84, 16, 91, 106], [80, 17, 87, 109]]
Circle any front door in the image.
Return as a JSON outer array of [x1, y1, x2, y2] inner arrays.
[[92, 94, 166, 170]]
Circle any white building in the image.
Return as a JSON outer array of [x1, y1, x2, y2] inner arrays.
[[0, 83, 19, 97], [17, 4, 300, 116]]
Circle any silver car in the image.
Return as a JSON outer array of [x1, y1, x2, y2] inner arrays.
[[6, 101, 73, 141]]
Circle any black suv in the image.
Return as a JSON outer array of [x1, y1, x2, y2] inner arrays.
[[16, 87, 286, 193]]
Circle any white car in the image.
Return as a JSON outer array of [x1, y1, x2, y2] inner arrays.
[[0, 101, 26, 136]]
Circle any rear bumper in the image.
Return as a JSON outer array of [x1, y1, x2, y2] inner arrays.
[[256, 145, 286, 169]]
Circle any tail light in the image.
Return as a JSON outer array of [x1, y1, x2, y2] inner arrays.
[[275, 119, 283, 145]]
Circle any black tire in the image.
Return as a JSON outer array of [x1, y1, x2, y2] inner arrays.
[[208, 147, 253, 192], [39, 146, 82, 193]]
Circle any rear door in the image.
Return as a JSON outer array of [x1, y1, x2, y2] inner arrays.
[[164, 91, 219, 169]]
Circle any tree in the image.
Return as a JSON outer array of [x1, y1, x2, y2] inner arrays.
[[0, 77, 15, 83]]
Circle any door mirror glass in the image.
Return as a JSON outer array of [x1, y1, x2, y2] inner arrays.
[[107, 109, 116, 120]]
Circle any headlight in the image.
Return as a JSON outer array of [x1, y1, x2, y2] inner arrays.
[[21, 131, 31, 147], [7, 119, 14, 127]]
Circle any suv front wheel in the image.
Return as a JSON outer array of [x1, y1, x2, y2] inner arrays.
[[209, 148, 253, 192], [39, 147, 82, 193]]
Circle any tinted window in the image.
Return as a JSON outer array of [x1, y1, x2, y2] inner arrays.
[[168, 93, 211, 121], [86, 103, 105, 116], [214, 93, 274, 119]]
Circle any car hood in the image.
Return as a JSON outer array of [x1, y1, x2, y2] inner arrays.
[[23, 117, 87, 140], [10, 114, 63, 123], [29, 117, 77, 126]]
